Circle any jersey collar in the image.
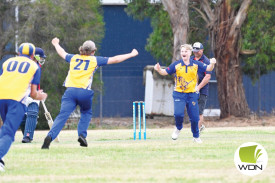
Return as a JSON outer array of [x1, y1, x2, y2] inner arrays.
[[181, 59, 194, 66]]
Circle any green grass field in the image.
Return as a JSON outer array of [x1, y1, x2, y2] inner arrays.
[[0, 127, 274, 183]]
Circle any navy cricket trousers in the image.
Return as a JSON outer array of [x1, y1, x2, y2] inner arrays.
[[47, 87, 94, 140], [0, 100, 26, 159], [173, 91, 200, 138]]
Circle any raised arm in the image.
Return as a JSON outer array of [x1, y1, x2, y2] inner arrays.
[[206, 58, 216, 71], [154, 63, 168, 76], [51, 37, 68, 59], [107, 49, 138, 64]]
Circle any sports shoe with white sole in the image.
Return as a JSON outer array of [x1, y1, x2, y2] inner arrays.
[[193, 137, 203, 143], [199, 124, 205, 134], [0, 159, 5, 172], [171, 128, 181, 140]]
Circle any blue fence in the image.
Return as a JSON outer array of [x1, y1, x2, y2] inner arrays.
[[93, 5, 156, 117]]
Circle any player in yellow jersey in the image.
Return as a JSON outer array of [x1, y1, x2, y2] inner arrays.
[[154, 44, 216, 143], [42, 37, 138, 149], [0, 43, 47, 172]]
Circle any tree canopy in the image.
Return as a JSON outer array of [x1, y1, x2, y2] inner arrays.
[[126, 0, 275, 118], [125, 0, 173, 65], [241, 0, 275, 82], [125, 0, 210, 65], [126, 0, 274, 78]]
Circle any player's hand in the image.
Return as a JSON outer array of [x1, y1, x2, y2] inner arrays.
[[154, 63, 161, 72], [210, 58, 216, 64], [196, 87, 200, 93], [131, 49, 138, 57], [52, 37, 60, 46], [38, 90, 48, 101]]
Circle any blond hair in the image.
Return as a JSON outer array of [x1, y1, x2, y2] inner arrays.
[[79, 40, 97, 55], [180, 44, 193, 51]]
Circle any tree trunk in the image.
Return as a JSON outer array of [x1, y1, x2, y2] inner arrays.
[[162, 0, 189, 62], [211, 0, 251, 118]]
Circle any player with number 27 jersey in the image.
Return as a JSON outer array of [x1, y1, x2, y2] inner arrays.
[[64, 54, 108, 89]]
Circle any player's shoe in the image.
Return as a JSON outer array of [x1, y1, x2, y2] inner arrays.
[[193, 137, 203, 143], [171, 128, 181, 140], [199, 124, 205, 134], [78, 135, 88, 147], [22, 136, 32, 143], [41, 135, 52, 149], [0, 159, 5, 172]]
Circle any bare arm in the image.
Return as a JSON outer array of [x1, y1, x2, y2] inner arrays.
[[197, 74, 211, 91], [30, 84, 47, 101], [51, 37, 68, 59], [206, 58, 216, 71], [154, 63, 168, 76], [107, 49, 138, 64]]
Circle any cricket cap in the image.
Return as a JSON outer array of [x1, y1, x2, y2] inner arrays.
[[192, 42, 204, 52]]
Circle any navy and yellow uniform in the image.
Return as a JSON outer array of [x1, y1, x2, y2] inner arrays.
[[46, 54, 108, 140], [0, 56, 40, 104], [0, 55, 40, 160], [166, 59, 207, 138], [190, 54, 212, 115], [190, 54, 212, 95]]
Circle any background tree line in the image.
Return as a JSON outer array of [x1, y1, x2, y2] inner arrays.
[[0, 0, 274, 128], [125, 0, 275, 118]]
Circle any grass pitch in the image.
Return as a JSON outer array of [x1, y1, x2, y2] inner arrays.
[[0, 127, 274, 183]]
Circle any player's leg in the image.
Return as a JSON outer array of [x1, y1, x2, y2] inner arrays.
[[0, 100, 26, 170], [186, 93, 201, 143], [22, 102, 39, 143], [0, 100, 7, 172], [76, 89, 94, 147], [198, 94, 207, 133], [42, 89, 77, 149], [171, 92, 187, 140], [19, 114, 27, 135]]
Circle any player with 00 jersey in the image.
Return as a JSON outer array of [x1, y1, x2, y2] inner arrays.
[[0, 43, 47, 172], [41, 37, 138, 149], [154, 44, 216, 143]]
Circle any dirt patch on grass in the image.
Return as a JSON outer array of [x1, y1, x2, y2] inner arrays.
[[85, 115, 275, 129]]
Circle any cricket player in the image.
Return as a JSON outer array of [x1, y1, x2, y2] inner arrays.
[[41, 37, 138, 149], [20, 47, 47, 143], [0, 43, 47, 172], [191, 42, 212, 133], [154, 44, 216, 143]]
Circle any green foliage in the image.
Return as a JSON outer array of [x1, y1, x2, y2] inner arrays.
[[188, 6, 211, 56], [126, 0, 274, 81], [16, 0, 105, 128], [125, 0, 173, 65], [125, 0, 211, 65], [241, 0, 275, 82]]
